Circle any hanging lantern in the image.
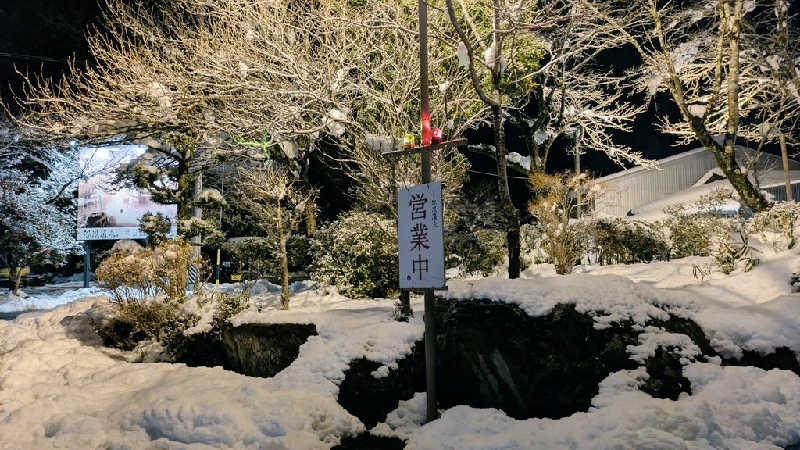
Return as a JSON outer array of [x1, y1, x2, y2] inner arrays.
[[403, 133, 416, 148], [431, 128, 444, 144]]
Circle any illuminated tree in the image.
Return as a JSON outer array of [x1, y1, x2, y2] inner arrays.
[[583, 0, 800, 211]]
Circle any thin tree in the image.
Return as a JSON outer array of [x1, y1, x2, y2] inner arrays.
[[237, 165, 315, 310]]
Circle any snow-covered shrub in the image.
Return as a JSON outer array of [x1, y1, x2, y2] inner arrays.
[[528, 172, 592, 274], [95, 238, 251, 358], [193, 188, 226, 209], [662, 204, 720, 258], [96, 238, 196, 303], [694, 188, 736, 215], [592, 218, 669, 265], [711, 221, 759, 275], [207, 287, 250, 331], [95, 246, 158, 301], [179, 216, 224, 246], [748, 201, 800, 250], [139, 212, 172, 245], [114, 295, 200, 353], [310, 211, 397, 298], [446, 228, 506, 276], [521, 223, 552, 264]]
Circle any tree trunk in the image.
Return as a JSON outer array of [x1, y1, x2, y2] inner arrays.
[[301, 163, 317, 235], [10, 265, 22, 296], [305, 208, 317, 236], [280, 234, 290, 310], [718, 0, 770, 212], [687, 117, 770, 211], [780, 132, 792, 202], [492, 104, 521, 279]]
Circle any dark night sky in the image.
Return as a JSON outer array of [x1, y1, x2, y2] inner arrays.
[[0, 0, 101, 111]]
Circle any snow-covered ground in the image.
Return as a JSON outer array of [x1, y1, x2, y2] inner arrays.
[[0, 286, 421, 449], [0, 282, 106, 320], [2, 237, 800, 448]]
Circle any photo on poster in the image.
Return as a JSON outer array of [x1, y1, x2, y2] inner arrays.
[[77, 145, 177, 240]]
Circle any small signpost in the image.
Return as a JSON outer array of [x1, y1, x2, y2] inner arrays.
[[367, 0, 466, 423], [398, 182, 445, 289]]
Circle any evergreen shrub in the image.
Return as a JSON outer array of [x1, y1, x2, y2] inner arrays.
[[310, 211, 397, 298], [592, 218, 669, 265]]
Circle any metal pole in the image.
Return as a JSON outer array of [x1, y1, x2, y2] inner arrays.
[[192, 171, 203, 259], [83, 241, 90, 288], [419, 0, 438, 423], [575, 148, 581, 218], [217, 163, 224, 284]]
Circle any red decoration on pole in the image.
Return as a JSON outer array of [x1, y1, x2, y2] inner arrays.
[[421, 110, 432, 146], [432, 127, 444, 143]]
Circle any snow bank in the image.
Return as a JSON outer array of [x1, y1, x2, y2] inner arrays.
[[0, 296, 365, 449], [231, 290, 425, 397], [371, 392, 427, 440], [445, 273, 800, 358], [407, 363, 800, 449], [444, 275, 695, 329]]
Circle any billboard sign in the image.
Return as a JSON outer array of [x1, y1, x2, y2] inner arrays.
[[77, 145, 177, 241], [397, 181, 445, 289]]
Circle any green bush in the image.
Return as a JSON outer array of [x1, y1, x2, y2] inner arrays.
[[748, 201, 800, 250], [446, 227, 506, 276], [287, 235, 312, 272], [223, 237, 279, 281], [592, 218, 669, 265], [310, 211, 397, 298], [662, 204, 720, 259]]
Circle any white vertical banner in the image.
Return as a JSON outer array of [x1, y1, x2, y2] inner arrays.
[[398, 181, 445, 289]]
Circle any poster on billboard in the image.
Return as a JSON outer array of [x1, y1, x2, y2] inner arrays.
[[77, 145, 177, 241]]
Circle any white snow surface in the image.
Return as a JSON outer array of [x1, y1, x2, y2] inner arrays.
[[2, 241, 800, 447], [448, 249, 800, 358], [0, 282, 106, 313], [505, 151, 531, 171], [371, 392, 427, 441], [0, 287, 422, 448], [408, 363, 800, 449]]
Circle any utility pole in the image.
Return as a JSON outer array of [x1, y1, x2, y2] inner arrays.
[[371, 2, 465, 421], [192, 171, 203, 259], [418, 0, 438, 423]]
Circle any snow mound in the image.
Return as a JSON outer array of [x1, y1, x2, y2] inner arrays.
[[0, 296, 364, 449], [408, 363, 800, 449], [444, 275, 697, 329], [445, 275, 800, 358], [371, 392, 427, 440]]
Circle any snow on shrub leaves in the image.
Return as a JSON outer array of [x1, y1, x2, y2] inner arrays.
[[310, 211, 397, 298]]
